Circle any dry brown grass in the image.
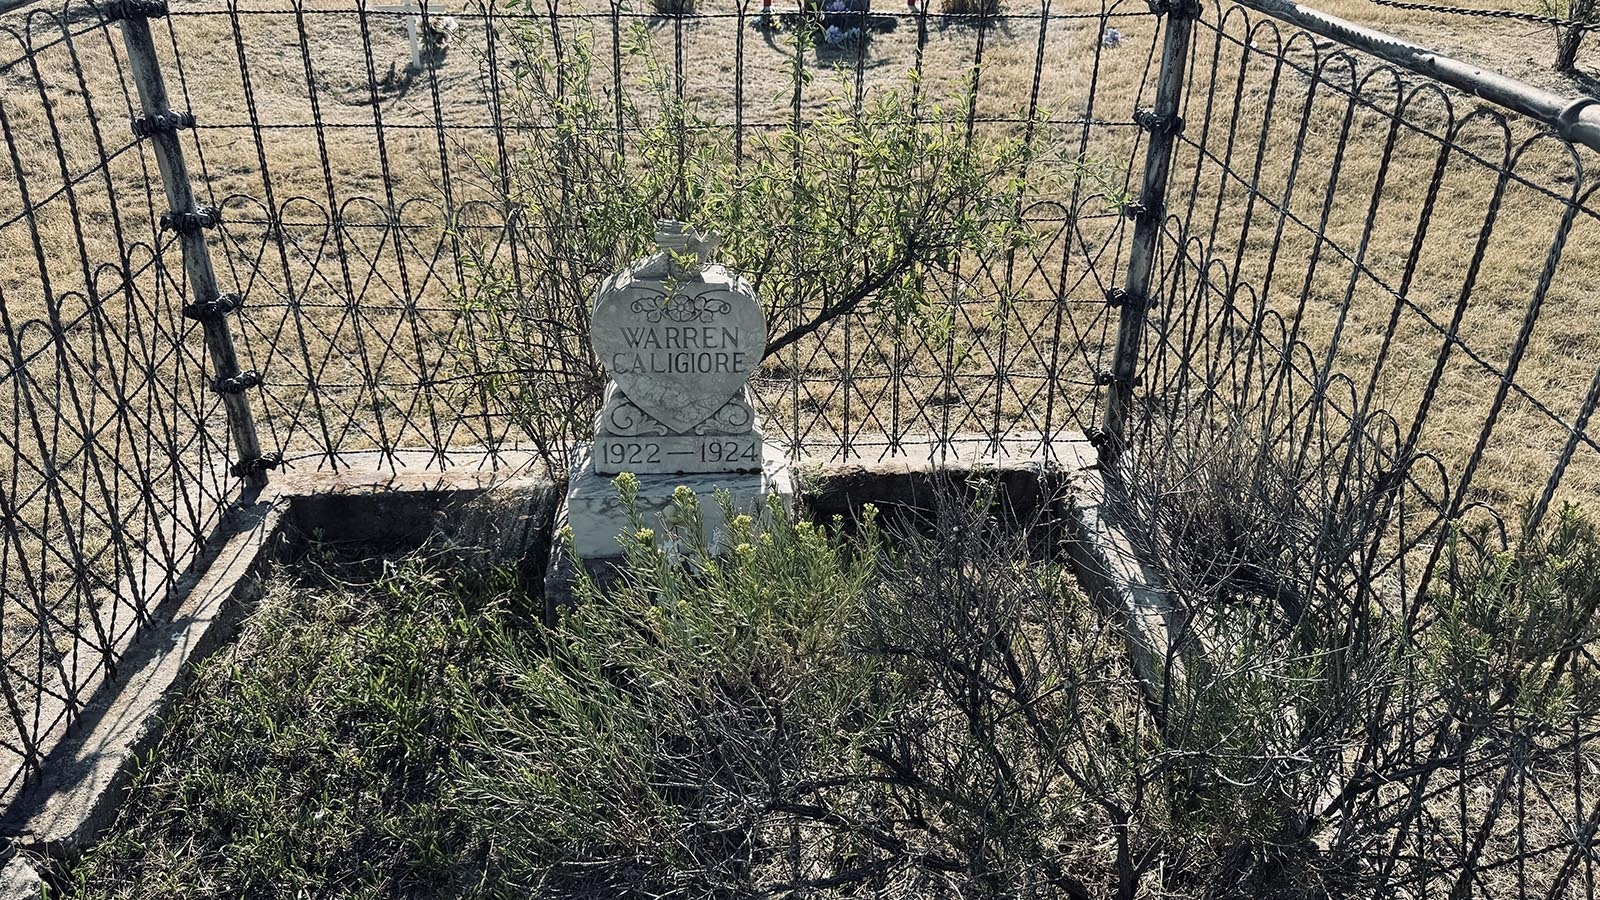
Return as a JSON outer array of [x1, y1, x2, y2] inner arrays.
[[1, 0, 1579, 495], [1159, 9, 1600, 516], [0, 0, 1163, 458], [0, 2, 1589, 489], [0, 0, 1596, 781]]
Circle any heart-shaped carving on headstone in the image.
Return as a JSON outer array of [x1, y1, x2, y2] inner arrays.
[[590, 264, 768, 434]]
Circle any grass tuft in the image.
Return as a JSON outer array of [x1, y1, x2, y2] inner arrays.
[[50, 551, 520, 900]]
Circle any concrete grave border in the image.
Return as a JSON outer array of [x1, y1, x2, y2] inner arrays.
[[0, 436, 1184, 897]]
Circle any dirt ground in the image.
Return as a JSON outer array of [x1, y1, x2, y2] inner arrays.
[[0, 0, 1591, 533]]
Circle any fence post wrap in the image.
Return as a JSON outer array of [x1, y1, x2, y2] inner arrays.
[[113, 0, 276, 487], [1099, 0, 1197, 469]]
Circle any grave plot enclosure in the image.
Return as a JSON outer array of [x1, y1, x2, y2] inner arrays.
[[0, 0, 1598, 894]]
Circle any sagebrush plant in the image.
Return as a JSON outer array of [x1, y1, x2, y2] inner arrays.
[[459, 482, 1158, 899], [52, 470, 1600, 898], [1120, 409, 1600, 897], [1427, 504, 1600, 728], [458, 15, 1068, 469], [460, 490, 889, 896], [53, 551, 520, 900]]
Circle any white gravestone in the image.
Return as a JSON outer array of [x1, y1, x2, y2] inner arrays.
[[562, 220, 792, 562]]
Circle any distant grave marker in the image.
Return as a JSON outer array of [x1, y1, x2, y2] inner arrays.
[[373, 0, 452, 70]]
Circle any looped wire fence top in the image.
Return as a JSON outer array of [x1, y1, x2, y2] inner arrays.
[[0, 0, 1595, 890], [0, 0, 238, 810], [197, 0, 1147, 471], [0, 0, 1152, 808], [1129, 5, 1600, 892]]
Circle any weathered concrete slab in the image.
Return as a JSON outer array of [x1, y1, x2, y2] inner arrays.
[[546, 437, 1096, 608], [280, 464, 561, 560], [0, 853, 41, 899], [565, 442, 793, 560], [789, 430, 1090, 468], [5, 437, 1162, 870], [1058, 465, 1191, 714], [0, 496, 289, 854]]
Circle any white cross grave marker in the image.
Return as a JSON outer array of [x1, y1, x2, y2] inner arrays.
[[374, 0, 429, 70]]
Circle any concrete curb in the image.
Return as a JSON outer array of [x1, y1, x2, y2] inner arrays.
[[0, 854, 42, 900], [2, 438, 1189, 892], [545, 446, 1090, 607], [1058, 466, 1191, 717], [0, 494, 290, 859]]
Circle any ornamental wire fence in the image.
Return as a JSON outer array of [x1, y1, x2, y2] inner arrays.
[[0, 0, 1597, 892]]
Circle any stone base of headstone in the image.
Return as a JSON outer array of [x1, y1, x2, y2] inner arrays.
[[548, 441, 793, 599], [548, 220, 787, 610]]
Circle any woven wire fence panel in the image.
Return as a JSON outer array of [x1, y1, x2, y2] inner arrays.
[[1132, 3, 1600, 896], [0, 0, 1156, 802], [0, 4, 237, 802], [158, 0, 1155, 469]]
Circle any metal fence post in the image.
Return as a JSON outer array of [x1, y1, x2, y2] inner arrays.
[[111, 0, 277, 487], [1098, 0, 1197, 469]]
